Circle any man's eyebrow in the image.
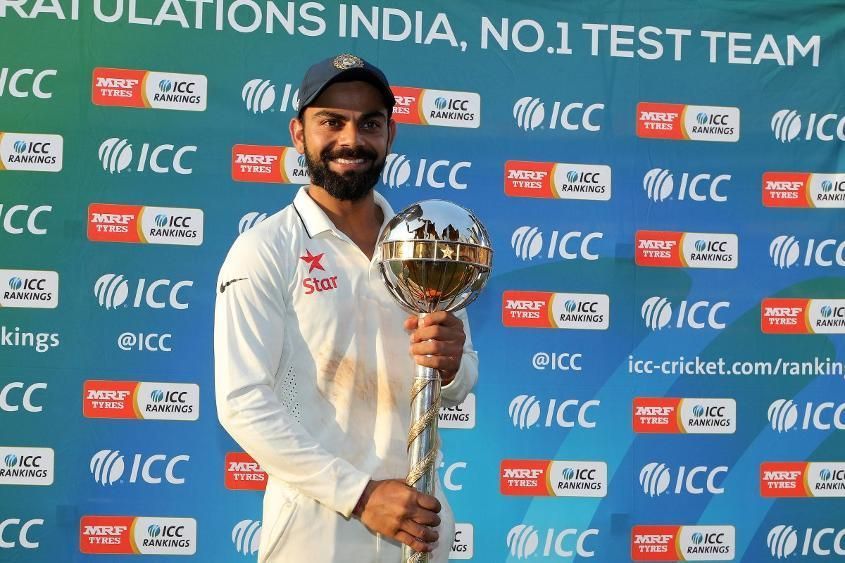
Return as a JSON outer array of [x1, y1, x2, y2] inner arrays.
[[310, 110, 388, 121]]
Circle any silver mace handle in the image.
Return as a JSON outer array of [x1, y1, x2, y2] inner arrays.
[[402, 312, 441, 563]]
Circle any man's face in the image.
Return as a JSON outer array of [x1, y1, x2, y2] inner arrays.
[[290, 80, 395, 202]]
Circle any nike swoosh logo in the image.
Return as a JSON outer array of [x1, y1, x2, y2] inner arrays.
[[219, 278, 247, 293]]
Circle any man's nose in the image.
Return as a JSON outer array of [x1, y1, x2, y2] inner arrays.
[[336, 121, 363, 147]]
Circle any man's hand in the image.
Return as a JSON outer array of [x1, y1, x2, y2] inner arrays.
[[404, 312, 465, 385], [353, 479, 441, 552]]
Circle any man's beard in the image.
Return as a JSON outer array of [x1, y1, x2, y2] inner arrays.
[[303, 142, 386, 202]]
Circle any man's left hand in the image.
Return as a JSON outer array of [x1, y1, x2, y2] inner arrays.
[[404, 312, 465, 385]]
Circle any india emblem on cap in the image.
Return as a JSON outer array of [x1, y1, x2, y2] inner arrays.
[[332, 53, 364, 70]]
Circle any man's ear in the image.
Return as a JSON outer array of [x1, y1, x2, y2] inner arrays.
[[290, 116, 305, 153]]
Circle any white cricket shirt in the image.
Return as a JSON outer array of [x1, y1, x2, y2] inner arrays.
[[214, 186, 478, 562]]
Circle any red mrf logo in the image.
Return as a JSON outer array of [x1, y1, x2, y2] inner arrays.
[[761, 298, 809, 334], [632, 398, 680, 433], [225, 452, 267, 490], [762, 172, 809, 207], [502, 291, 552, 328], [391, 86, 421, 123], [80, 516, 134, 554], [504, 161, 553, 198], [631, 525, 678, 561], [635, 231, 683, 267], [760, 462, 808, 497], [83, 380, 138, 419], [92, 68, 145, 107], [636, 102, 683, 139], [500, 460, 548, 496]]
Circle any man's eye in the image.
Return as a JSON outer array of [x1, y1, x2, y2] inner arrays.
[[362, 121, 382, 129], [322, 119, 339, 127]]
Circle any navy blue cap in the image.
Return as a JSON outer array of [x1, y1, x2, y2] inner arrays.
[[297, 54, 395, 117]]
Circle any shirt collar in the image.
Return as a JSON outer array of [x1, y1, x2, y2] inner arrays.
[[292, 186, 396, 239]]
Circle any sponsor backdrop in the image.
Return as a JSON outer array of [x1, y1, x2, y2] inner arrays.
[[1, 1, 844, 561]]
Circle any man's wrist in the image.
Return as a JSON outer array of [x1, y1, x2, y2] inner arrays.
[[352, 480, 374, 518]]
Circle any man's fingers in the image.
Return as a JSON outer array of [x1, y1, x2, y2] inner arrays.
[[415, 493, 442, 512], [395, 530, 432, 553], [418, 311, 462, 328], [400, 520, 438, 543], [410, 339, 462, 357], [410, 325, 465, 344], [409, 506, 441, 527]]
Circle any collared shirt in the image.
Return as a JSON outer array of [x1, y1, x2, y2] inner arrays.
[[214, 186, 477, 562]]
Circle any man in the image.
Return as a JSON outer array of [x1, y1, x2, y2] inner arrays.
[[214, 54, 478, 562]]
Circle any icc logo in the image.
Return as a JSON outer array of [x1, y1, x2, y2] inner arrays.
[[382, 153, 471, 190], [638, 462, 728, 496], [89, 449, 189, 485], [643, 168, 730, 202], [772, 109, 845, 143], [238, 212, 268, 234], [231, 520, 262, 555], [98, 138, 196, 175], [511, 226, 602, 261], [241, 79, 299, 114], [641, 297, 730, 330], [509, 395, 599, 429], [94, 274, 193, 310], [513, 97, 603, 132]]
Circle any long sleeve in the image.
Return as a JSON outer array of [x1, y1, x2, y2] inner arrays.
[[440, 308, 478, 408], [214, 234, 370, 517]]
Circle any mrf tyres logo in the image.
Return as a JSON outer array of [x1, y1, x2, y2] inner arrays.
[[0, 132, 62, 172], [500, 459, 607, 497], [512, 97, 604, 132], [392, 85, 480, 128], [506, 524, 599, 559], [635, 230, 738, 269], [83, 380, 199, 421], [502, 290, 609, 330], [98, 137, 196, 175], [762, 298, 845, 334], [231, 144, 308, 184], [767, 399, 845, 433], [769, 234, 845, 269], [632, 525, 735, 561], [761, 462, 845, 498], [767, 524, 845, 558], [80, 516, 196, 555], [225, 452, 268, 491], [763, 172, 845, 208], [633, 397, 736, 434], [771, 109, 845, 143], [0, 446, 54, 486], [92, 67, 206, 111], [504, 160, 611, 201], [0, 270, 58, 309], [643, 167, 730, 203], [382, 153, 471, 190], [637, 102, 740, 142], [87, 203, 203, 246]]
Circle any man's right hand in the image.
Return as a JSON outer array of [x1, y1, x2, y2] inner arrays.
[[352, 479, 442, 553]]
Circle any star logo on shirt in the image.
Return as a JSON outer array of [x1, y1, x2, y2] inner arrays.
[[300, 249, 326, 273]]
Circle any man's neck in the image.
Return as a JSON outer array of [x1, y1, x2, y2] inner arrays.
[[306, 185, 384, 259]]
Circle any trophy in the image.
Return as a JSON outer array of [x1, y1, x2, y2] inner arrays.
[[377, 200, 493, 563]]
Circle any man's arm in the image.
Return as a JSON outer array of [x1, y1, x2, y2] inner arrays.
[[214, 234, 370, 517]]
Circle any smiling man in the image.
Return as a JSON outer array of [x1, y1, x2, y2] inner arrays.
[[214, 54, 478, 562]]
